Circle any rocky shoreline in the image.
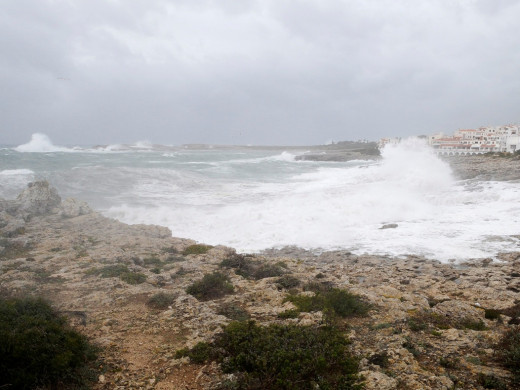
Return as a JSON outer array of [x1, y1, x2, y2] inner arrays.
[[1, 180, 520, 389]]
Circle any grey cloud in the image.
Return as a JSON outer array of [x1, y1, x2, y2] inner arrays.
[[1, 0, 520, 146]]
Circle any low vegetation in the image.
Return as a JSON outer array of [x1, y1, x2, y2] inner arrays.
[[275, 275, 301, 289], [86, 264, 146, 285], [176, 320, 362, 389], [497, 329, 520, 384], [286, 288, 371, 319], [220, 254, 287, 280], [147, 292, 176, 310], [408, 310, 487, 332], [186, 272, 234, 301], [182, 244, 213, 255], [0, 238, 31, 260], [217, 303, 250, 321], [0, 296, 98, 389]]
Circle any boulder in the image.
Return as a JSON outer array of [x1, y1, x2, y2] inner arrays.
[[380, 224, 398, 230], [16, 181, 61, 217], [60, 198, 92, 218], [359, 370, 397, 390], [432, 300, 483, 323]]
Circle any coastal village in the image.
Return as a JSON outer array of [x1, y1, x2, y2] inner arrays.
[[380, 124, 520, 155]]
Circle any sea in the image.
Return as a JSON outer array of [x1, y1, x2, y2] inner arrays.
[[1, 133, 519, 262]]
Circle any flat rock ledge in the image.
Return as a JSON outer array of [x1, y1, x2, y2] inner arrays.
[[1, 181, 519, 389]]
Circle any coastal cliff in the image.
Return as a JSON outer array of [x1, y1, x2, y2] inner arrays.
[[1, 181, 519, 389]]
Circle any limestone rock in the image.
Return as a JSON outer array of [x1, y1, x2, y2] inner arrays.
[[432, 300, 483, 323], [60, 198, 92, 218], [16, 181, 61, 217], [360, 370, 397, 390]]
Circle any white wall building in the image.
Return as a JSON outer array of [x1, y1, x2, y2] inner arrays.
[[427, 124, 520, 155]]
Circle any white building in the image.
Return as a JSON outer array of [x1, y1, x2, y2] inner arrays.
[[428, 124, 520, 155]]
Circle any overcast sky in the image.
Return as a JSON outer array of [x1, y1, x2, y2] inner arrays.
[[2, 0, 520, 146]]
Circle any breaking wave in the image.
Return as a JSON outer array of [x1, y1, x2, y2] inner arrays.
[[14, 133, 76, 153]]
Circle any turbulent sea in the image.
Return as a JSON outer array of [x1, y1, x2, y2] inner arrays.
[[1, 134, 519, 262]]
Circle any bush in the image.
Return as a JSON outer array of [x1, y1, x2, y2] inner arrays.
[[182, 244, 213, 255], [220, 255, 286, 280], [87, 264, 146, 285], [217, 303, 250, 321], [120, 271, 147, 285], [177, 321, 362, 389], [497, 329, 520, 383], [368, 352, 389, 368], [407, 310, 487, 331], [275, 275, 301, 289], [186, 272, 234, 301], [477, 373, 507, 389], [286, 288, 370, 319], [460, 319, 487, 331], [277, 309, 300, 319], [0, 296, 98, 389], [175, 342, 212, 364], [147, 292, 175, 310], [143, 257, 162, 267], [303, 281, 334, 293], [86, 264, 129, 278], [484, 309, 501, 320]]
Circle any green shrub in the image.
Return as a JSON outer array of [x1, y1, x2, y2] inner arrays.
[[143, 256, 162, 267], [275, 275, 301, 289], [368, 352, 389, 368], [175, 342, 212, 364], [252, 263, 286, 279], [477, 373, 507, 389], [221, 255, 286, 280], [165, 255, 185, 263], [186, 272, 234, 301], [0, 296, 98, 389], [408, 310, 486, 331], [497, 329, 520, 383], [120, 271, 147, 285], [86, 264, 129, 278], [371, 322, 393, 330], [217, 303, 250, 321], [286, 288, 370, 319], [178, 321, 362, 389], [182, 244, 213, 255], [484, 309, 501, 320], [439, 356, 459, 369], [147, 292, 175, 310], [303, 281, 334, 293], [408, 318, 428, 332], [277, 309, 300, 319], [461, 319, 487, 331]]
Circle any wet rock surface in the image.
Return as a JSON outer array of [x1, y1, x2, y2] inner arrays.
[[1, 181, 519, 389]]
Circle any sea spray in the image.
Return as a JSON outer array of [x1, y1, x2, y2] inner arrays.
[[14, 133, 72, 153], [3, 136, 519, 261], [105, 139, 519, 261]]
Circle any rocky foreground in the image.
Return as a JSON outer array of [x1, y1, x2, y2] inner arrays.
[[1, 181, 520, 389]]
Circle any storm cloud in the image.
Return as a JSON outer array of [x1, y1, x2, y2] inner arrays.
[[2, 0, 520, 146]]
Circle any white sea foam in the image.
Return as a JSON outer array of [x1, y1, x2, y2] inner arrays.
[[14, 133, 75, 153], [0, 169, 34, 176], [105, 139, 520, 262]]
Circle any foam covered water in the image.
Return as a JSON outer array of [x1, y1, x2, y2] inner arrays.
[[2, 134, 519, 261]]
